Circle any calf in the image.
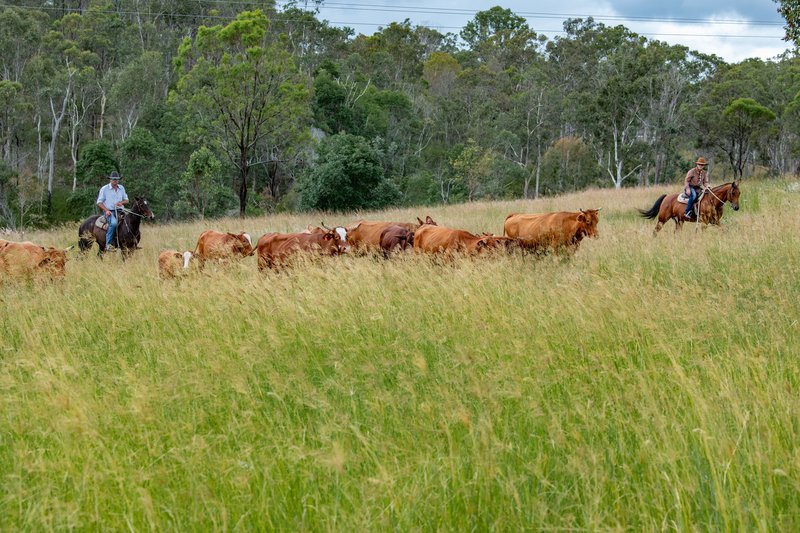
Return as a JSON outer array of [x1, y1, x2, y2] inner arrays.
[[158, 250, 193, 279]]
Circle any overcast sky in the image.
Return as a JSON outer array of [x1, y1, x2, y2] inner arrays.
[[289, 0, 792, 63]]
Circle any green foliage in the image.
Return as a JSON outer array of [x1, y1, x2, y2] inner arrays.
[[174, 9, 311, 217], [541, 136, 603, 194], [75, 139, 117, 187], [296, 133, 398, 211], [776, 0, 800, 46], [312, 64, 355, 134], [174, 147, 235, 219]]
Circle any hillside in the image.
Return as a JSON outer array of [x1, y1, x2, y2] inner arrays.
[[1, 180, 799, 530]]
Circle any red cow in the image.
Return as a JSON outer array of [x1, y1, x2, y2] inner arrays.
[[256, 226, 348, 271]]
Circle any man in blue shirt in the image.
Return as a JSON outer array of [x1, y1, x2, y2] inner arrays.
[[96, 170, 129, 251]]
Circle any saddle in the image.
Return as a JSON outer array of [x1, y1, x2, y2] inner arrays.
[[677, 187, 705, 205], [94, 212, 125, 231]]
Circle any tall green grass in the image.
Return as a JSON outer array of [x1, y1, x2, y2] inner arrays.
[[1, 180, 799, 530]]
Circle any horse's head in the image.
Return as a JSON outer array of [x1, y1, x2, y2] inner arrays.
[[133, 196, 155, 220], [728, 181, 741, 211]]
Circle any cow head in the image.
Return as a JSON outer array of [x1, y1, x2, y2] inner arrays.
[[321, 227, 349, 254], [38, 247, 68, 277], [181, 251, 193, 268], [231, 232, 254, 256], [474, 234, 505, 253], [577, 208, 601, 239]]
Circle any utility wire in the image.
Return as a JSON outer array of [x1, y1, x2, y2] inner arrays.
[[278, 1, 786, 27], [0, 2, 786, 40]]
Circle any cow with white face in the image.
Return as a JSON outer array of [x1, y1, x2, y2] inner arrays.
[[158, 250, 194, 279]]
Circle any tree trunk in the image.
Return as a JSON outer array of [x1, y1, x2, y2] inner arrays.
[[47, 85, 72, 211], [238, 149, 249, 218], [98, 84, 107, 138], [534, 143, 541, 199]]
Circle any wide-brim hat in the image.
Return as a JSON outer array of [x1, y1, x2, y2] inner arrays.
[[109, 170, 122, 180], [695, 157, 708, 166]]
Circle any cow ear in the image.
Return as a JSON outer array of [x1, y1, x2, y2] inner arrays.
[[426, 216, 436, 225], [323, 232, 333, 240], [577, 212, 587, 222]]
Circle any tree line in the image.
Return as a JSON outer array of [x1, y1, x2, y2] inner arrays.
[[0, 1, 798, 228]]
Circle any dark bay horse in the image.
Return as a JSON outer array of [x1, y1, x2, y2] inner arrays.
[[78, 196, 155, 257], [638, 181, 741, 235]]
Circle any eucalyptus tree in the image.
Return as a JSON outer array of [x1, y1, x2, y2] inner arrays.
[[551, 19, 654, 189], [174, 10, 311, 217], [721, 98, 776, 178], [775, 0, 800, 46], [0, 7, 49, 169], [460, 6, 543, 72]]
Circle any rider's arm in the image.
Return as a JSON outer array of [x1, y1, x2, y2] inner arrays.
[[96, 187, 111, 216], [117, 187, 129, 207], [684, 170, 693, 188]]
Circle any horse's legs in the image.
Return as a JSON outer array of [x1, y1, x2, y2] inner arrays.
[[652, 220, 665, 236]]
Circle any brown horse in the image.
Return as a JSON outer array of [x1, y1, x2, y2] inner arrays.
[[638, 181, 741, 235], [78, 196, 155, 258]]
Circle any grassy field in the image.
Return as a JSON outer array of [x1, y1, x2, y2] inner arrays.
[[1, 179, 799, 531]]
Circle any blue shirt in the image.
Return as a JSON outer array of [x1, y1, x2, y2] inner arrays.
[[96, 183, 128, 213]]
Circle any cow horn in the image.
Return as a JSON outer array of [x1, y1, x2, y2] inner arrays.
[[596, 207, 602, 211], [320, 221, 331, 230], [579, 208, 584, 213], [65, 245, 75, 251]]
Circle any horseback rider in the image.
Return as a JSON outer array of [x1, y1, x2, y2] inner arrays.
[[96, 170, 129, 252], [684, 157, 709, 220]]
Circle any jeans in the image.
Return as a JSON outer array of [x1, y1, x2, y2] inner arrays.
[[685, 187, 699, 216], [105, 212, 118, 248]]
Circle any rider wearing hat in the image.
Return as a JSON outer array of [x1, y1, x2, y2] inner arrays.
[[96, 170, 129, 251], [684, 157, 709, 219]]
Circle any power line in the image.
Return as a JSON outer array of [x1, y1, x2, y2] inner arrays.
[[0, 2, 786, 41], [287, 1, 786, 27]]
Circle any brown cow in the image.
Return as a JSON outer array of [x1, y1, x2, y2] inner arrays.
[[0, 240, 70, 278], [413, 225, 507, 255], [379, 225, 414, 257], [345, 216, 436, 253], [193, 230, 254, 265], [257, 227, 348, 271], [503, 209, 601, 253], [158, 250, 193, 279]]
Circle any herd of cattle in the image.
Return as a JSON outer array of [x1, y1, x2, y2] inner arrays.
[[0, 208, 601, 280]]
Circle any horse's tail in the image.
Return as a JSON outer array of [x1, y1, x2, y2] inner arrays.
[[638, 195, 666, 220], [77, 218, 96, 252]]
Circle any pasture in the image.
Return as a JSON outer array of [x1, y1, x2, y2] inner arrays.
[[1, 180, 799, 530]]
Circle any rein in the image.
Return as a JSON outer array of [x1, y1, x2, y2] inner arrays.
[[117, 206, 147, 218], [703, 185, 727, 205]]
